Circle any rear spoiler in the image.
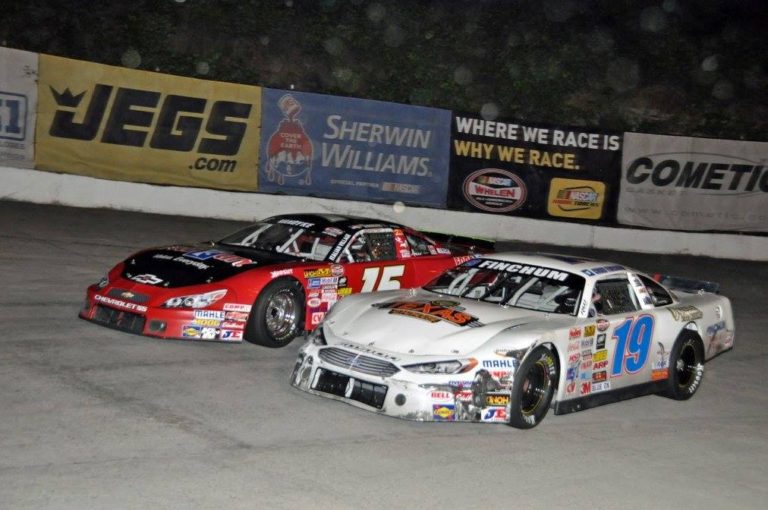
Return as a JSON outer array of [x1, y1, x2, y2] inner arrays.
[[424, 231, 495, 255], [653, 274, 720, 294]]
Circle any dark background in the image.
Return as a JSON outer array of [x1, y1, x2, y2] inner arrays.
[[3, 0, 766, 141]]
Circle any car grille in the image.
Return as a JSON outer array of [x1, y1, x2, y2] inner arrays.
[[318, 347, 400, 377], [313, 368, 388, 409], [107, 288, 150, 303], [93, 305, 146, 334]]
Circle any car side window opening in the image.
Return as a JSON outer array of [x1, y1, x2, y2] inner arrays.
[[404, 231, 434, 256], [636, 274, 674, 307], [592, 277, 641, 316], [342, 230, 397, 263]]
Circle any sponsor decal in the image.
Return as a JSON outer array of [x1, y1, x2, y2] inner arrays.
[[482, 407, 508, 422], [184, 250, 253, 267], [582, 264, 624, 275], [485, 393, 510, 406], [183, 325, 202, 338], [223, 303, 251, 312], [651, 368, 669, 381], [270, 269, 294, 278], [304, 267, 333, 278], [591, 381, 611, 392], [338, 287, 353, 296], [596, 319, 610, 332], [482, 359, 517, 369], [592, 371, 607, 383], [596, 333, 607, 349], [95, 294, 147, 312], [432, 404, 456, 421], [668, 305, 704, 321], [193, 318, 222, 327], [225, 311, 249, 321], [339, 342, 400, 362], [580, 338, 593, 349], [547, 178, 606, 219], [593, 360, 608, 370], [580, 381, 591, 395], [310, 312, 324, 325], [462, 168, 527, 213], [584, 324, 596, 337], [477, 259, 569, 282], [194, 310, 226, 320], [593, 350, 608, 362], [220, 321, 245, 330], [330, 264, 345, 277], [307, 297, 323, 308], [172, 256, 209, 270], [569, 327, 582, 339], [430, 391, 453, 402], [373, 300, 482, 327], [220, 329, 243, 341], [129, 273, 163, 285]]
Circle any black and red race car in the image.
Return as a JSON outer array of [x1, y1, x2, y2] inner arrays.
[[79, 214, 490, 347]]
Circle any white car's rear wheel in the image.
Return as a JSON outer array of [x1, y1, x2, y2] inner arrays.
[[662, 333, 704, 400]]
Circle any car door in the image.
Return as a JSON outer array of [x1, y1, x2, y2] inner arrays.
[[588, 274, 662, 395]]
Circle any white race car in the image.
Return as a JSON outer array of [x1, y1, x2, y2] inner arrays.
[[291, 253, 735, 428]]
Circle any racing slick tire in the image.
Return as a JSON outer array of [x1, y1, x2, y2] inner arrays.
[[246, 279, 304, 348], [508, 346, 558, 429], [662, 333, 705, 400]]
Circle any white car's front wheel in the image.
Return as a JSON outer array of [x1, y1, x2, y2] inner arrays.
[[508, 346, 558, 429]]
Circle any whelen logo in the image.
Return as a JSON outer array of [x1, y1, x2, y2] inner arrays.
[[463, 168, 527, 213], [47, 85, 252, 170]]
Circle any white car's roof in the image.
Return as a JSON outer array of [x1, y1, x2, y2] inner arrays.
[[476, 252, 631, 280]]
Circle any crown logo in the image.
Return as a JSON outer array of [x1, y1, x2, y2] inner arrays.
[[49, 87, 85, 107]]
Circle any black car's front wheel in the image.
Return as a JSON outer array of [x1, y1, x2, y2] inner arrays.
[[246, 279, 304, 348], [508, 346, 558, 429]]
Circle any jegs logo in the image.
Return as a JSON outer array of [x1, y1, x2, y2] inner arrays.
[[47, 85, 252, 170]]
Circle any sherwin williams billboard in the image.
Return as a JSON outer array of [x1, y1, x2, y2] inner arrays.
[[0, 47, 37, 168], [259, 88, 452, 207], [35, 54, 261, 191], [447, 112, 622, 223], [619, 133, 768, 232]]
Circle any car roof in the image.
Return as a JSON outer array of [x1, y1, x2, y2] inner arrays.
[[477, 251, 632, 279], [264, 213, 403, 232]]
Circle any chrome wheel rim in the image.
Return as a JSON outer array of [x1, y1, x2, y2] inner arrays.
[[265, 289, 298, 339]]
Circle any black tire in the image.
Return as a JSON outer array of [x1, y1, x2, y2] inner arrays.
[[246, 279, 304, 348], [508, 346, 558, 429], [662, 333, 705, 400]]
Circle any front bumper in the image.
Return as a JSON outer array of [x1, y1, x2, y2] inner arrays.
[[79, 285, 246, 342], [291, 343, 515, 423]]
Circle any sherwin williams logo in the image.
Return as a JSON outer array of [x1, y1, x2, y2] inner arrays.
[[547, 177, 606, 220], [47, 85, 252, 169], [463, 168, 527, 213]]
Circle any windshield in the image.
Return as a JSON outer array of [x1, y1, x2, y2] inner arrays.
[[218, 219, 343, 261], [424, 259, 586, 315]]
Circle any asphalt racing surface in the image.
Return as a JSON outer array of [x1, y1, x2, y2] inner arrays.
[[1, 201, 766, 510]]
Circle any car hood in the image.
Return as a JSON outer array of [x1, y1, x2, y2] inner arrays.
[[120, 244, 297, 288], [324, 289, 564, 356]]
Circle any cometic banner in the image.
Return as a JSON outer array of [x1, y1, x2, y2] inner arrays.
[[36, 54, 261, 191], [448, 112, 622, 222], [259, 88, 451, 207], [619, 133, 768, 232], [0, 47, 37, 168]]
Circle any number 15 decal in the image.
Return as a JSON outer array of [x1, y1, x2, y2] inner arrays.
[[611, 315, 655, 377], [361, 265, 405, 292]]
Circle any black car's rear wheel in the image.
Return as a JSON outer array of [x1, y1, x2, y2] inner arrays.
[[508, 346, 558, 429], [246, 279, 304, 348]]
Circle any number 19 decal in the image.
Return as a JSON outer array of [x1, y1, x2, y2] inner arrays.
[[611, 315, 655, 377], [361, 265, 405, 292]]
